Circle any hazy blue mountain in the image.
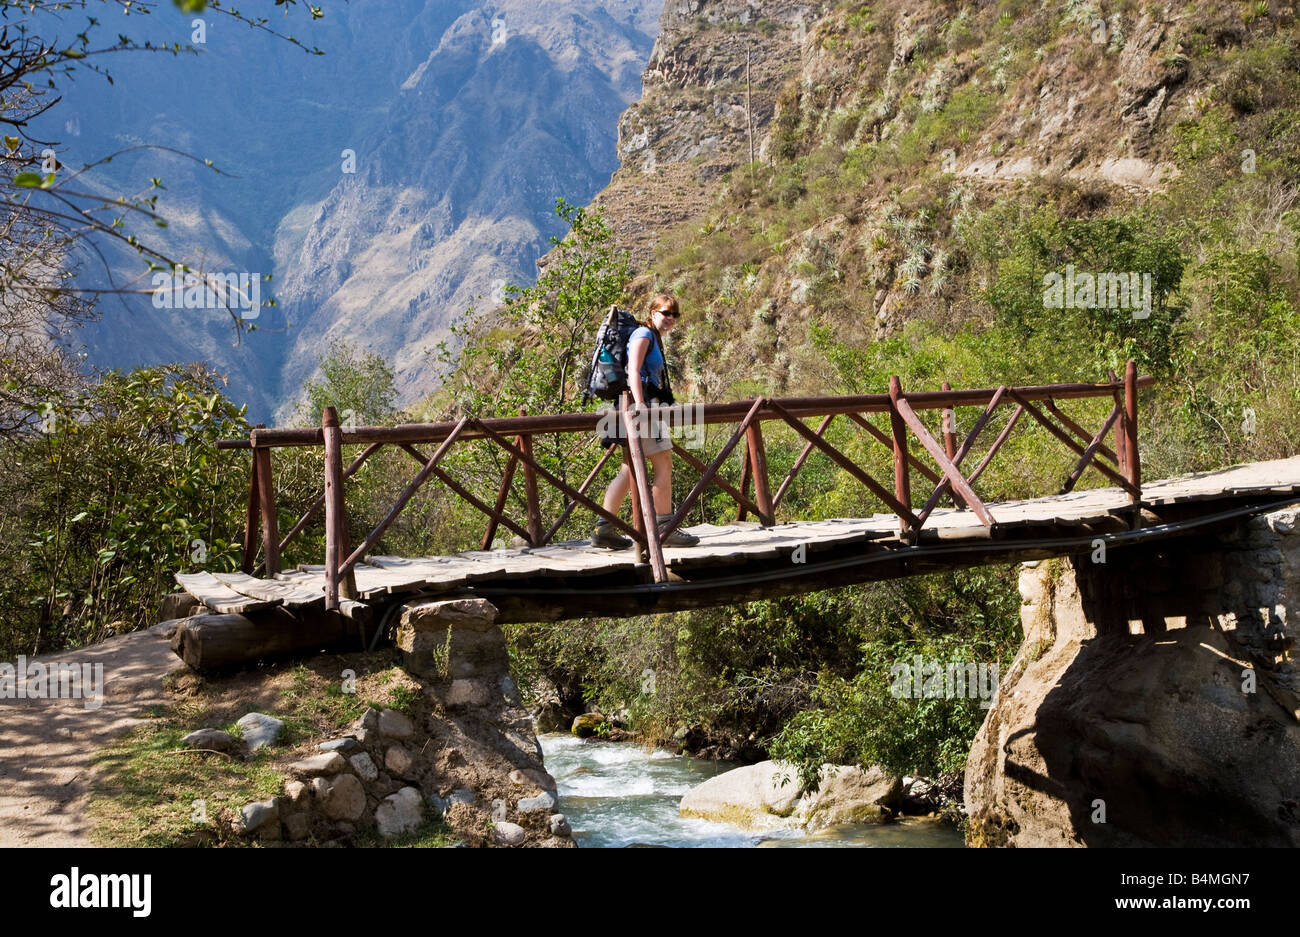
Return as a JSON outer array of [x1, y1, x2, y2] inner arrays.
[[37, 0, 662, 421]]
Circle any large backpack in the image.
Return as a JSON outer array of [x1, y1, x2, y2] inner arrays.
[[582, 305, 676, 405], [583, 305, 640, 403]]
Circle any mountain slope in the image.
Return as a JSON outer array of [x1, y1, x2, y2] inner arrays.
[[41, 0, 663, 421]]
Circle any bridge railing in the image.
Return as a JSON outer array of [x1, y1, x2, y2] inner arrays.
[[217, 361, 1152, 607]]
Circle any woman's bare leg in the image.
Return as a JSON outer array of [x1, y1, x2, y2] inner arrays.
[[603, 464, 631, 514], [649, 449, 673, 516]]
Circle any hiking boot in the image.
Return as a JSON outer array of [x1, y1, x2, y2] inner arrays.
[[657, 514, 700, 547], [591, 518, 632, 550]]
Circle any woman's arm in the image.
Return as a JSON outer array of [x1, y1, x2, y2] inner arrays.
[[627, 334, 651, 407]]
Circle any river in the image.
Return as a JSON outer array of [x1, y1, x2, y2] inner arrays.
[[539, 733, 965, 848]]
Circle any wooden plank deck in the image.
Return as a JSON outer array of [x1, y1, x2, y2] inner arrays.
[[176, 456, 1300, 615]]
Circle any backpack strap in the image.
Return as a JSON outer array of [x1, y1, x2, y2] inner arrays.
[[652, 328, 674, 405]]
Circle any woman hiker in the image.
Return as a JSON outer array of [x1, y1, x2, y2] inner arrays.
[[591, 293, 700, 549]]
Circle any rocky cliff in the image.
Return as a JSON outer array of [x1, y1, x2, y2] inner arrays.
[[589, 0, 825, 271], [573, 0, 1276, 401], [965, 510, 1300, 847]]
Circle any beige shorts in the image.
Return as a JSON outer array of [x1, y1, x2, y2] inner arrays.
[[598, 400, 673, 456]]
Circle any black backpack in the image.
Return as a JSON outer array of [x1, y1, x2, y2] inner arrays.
[[583, 305, 676, 405], [583, 305, 639, 403]]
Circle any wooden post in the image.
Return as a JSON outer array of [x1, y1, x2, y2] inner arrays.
[[1124, 360, 1140, 503], [745, 412, 774, 527], [241, 448, 260, 574], [622, 392, 667, 582], [517, 408, 544, 546], [253, 440, 279, 577], [323, 407, 356, 610], [623, 444, 645, 564], [888, 376, 912, 537], [941, 381, 965, 510], [736, 446, 752, 522], [1109, 368, 1128, 480]]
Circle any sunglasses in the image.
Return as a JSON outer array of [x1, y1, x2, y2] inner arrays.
[[658, 310, 681, 320]]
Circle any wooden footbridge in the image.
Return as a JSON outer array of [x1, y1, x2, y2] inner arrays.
[[176, 362, 1300, 659]]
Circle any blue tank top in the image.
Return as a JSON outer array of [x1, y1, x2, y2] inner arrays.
[[628, 326, 665, 392]]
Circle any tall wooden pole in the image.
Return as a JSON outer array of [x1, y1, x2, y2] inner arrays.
[[518, 408, 544, 546], [1108, 368, 1128, 481], [745, 411, 774, 527], [253, 435, 279, 577], [941, 380, 965, 510], [889, 376, 912, 537], [1124, 360, 1140, 503], [621, 393, 667, 582], [241, 446, 260, 574], [323, 406, 356, 609]]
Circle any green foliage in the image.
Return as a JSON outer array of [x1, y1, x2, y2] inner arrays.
[[770, 568, 1020, 786], [0, 364, 250, 658], [298, 339, 398, 427], [962, 206, 1188, 377]]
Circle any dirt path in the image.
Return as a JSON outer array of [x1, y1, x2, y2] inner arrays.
[[0, 623, 184, 847]]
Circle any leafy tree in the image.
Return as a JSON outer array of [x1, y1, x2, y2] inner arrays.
[[298, 339, 399, 427], [0, 363, 250, 657], [441, 197, 632, 418]]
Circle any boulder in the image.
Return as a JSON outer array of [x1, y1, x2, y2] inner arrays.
[[517, 791, 558, 813], [533, 700, 571, 734], [570, 713, 606, 738], [679, 760, 803, 827], [795, 765, 901, 829], [283, 780, 309, 805], [493, 821, 526, 846], [318, 737, 359, 753], [967, 526, 1300, 847], [384, 745, 414, 777], [375, 787, 424, 839], [396, 597, 505, 682], [282, 812, 311, 842], [287, 752, 347, 778], [444, 679, 493, 707], [319, 774, 366, 821], [548, 814, 572, 837], [181, 728, 234, 752], [349, 752, 379, 782], [378, 709, 414, 739], [158, 591, 201, 621], [237, 799, 279, 834], [235, 712, 284, 750], [508, 768, 557, 793]]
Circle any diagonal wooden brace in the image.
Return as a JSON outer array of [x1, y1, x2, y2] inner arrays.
[[1061, 403, 1123, 493], [768, 399, 919, 528], [893, 395, 996, 528], [660, 397, 764, 540]]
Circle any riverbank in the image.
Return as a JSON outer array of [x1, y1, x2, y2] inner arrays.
[[539, 734, 964, 848]]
